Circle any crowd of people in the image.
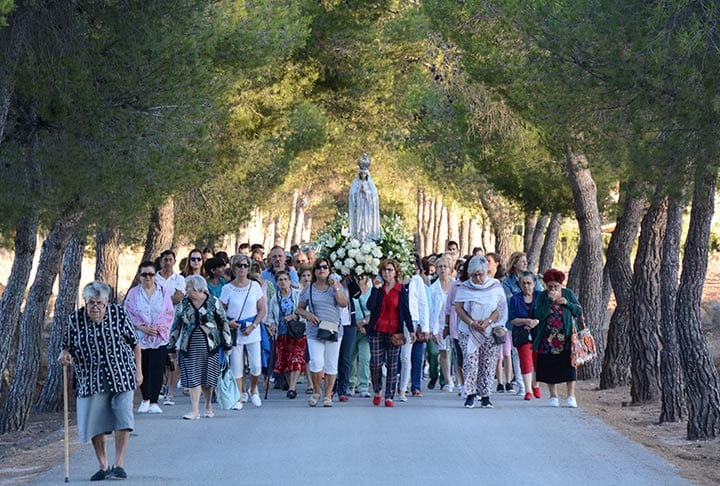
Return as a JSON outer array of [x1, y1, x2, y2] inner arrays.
[[58, 241, 584, 480]]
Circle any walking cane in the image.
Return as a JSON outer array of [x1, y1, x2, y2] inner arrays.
[[63, 365, 70, 482]]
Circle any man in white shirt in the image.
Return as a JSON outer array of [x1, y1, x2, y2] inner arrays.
[[154, 250, 186, 405]]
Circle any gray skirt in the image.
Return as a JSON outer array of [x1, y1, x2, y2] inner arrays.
[[76, 390, 134, 443]]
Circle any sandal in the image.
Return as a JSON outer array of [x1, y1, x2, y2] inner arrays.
[[182, 413, 200, 420], [305, 387, 314, 395], [323, 397, 333, 407], [308, 394, 320, 407]]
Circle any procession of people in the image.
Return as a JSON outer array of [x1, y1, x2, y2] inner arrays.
[[57, 155, 584, 481]]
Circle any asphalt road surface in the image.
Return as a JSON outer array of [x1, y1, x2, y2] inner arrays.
[[31, 383, 693, 485]]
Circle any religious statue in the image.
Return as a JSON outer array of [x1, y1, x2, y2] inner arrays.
[[348, 153, 381, 242]]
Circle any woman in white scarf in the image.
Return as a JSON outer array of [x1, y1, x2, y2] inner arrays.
[[454, 256, 507, 408]]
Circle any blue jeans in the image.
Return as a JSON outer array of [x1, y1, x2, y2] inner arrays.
[[411, 341, 426, 392], [336, 325, 357, 396]]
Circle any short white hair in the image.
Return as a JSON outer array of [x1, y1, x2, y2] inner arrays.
[[83, 281, 112, 301], [185, 274, 208, 293]]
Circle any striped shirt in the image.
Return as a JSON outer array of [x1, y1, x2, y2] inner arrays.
[[62, 304, 138, 397]]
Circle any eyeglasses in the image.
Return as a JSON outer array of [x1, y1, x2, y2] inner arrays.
[[87, 300, 106, 308], [234, 263, 249, 268], [140, 272, 155, 278], [382, 267, 395, 272], [190, 257, 202, 262], [316, 264, 329, 270], [471, 272, 485, 278], [521, 281, 534, 285]]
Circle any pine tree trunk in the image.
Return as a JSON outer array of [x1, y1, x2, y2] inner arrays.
[[0, 202, 85, 433], [599, 187, 644, 389], [285, 190, 298, 249], [538, 213, 562, 275], [292, 194, 305, 247], [565, 151, 604, 380], [433, 195, 444, 252], [675, 165, 720, 440], [303, 213, 312, 243], [493, 226, 512, 261], [459, 213, 468, 256], [95, 226, 119, 302], [141, 197, 175, 263], [417, 188, 425, 256], [523, 212, 536, 253], [527, 214, 548, 273], [659, 192, 685, 423], [448, 203, 459, 252], [0, 212, 39, 394], [425, 195, 435, 254], [629, 196, 666, 404], [35, 235, 84, 412]]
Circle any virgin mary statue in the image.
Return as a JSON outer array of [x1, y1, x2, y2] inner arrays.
[[348, 153, 381, 242]]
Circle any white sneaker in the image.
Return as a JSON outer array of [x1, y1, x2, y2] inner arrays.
[[163, 397, 175, 406], [137, 401, 150, 413], [456, 385, 464, 397], [549, 397, 560, 407], [231, 401, 243, 410], [241, 392, 249, 403], [566, 396, 577, 408], [250, 393, 262, 407], [148, 404, 163, 414], [441, 384, 454, 393]]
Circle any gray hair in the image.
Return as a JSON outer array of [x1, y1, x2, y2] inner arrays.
[[83, 281, 112, 302], [467, 255, 489, 275], [230, 253, 251, 268], [185, 274, 208, 294]]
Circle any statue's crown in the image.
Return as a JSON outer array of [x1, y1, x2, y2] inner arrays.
[[358, 153, 371, 171]]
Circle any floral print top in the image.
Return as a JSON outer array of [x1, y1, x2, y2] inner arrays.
[[537, 304, 568, 355]]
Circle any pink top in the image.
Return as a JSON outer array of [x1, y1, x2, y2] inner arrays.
[[125, 284, 175, 349]]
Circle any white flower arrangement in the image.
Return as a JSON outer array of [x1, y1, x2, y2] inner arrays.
[[315, 211, 415, 278]]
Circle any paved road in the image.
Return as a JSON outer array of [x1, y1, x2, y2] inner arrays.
[[31, 384, 693, 485]]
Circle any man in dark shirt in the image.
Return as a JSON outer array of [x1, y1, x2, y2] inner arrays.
[[58, 281, 142, 481]]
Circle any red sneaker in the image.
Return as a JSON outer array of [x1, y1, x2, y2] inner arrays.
[[372, 395, 382, 406], [339, 395, 349, 402], [384, 399, 395, 407], [533, 387, 542, 399], [524, 392, 533, 401], [411, 390, 423, 397]]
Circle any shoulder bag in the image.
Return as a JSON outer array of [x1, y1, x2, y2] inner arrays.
[[570, 314, 597, 367]]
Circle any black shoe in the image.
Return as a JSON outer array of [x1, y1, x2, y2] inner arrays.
[[110, 466, 127, 479], [496, 384, 504, 393], [480, 396, 494, 408], [428, 377, 437, 390], [90, 468, 110, 481], [464, 394, 476, 408], [505, 383, 514, 392], [287, 390, 297, 399]]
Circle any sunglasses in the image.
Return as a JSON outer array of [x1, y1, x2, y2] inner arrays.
[[316, 264, 329, 270], [140, 272, 155, 278], [190, 257, 202, 262], [235, 263, 249, 268]]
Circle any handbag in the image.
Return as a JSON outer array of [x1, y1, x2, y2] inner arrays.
[[391, 332, 406, 346], [287, 319, 306, 339], [317, 320, 339, 342], [492, 326, 507, 345], [571, 315, 597, 367], [277, 291, 305, 339], [230, 284, 251, 344], [216, 358, 241, 409]]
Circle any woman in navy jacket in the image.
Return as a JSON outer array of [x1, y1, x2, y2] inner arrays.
[[360, 259, 414, 407]]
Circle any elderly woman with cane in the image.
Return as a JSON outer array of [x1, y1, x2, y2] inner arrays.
[[454, 256, 506, 409], [58, 281, 142, 481]]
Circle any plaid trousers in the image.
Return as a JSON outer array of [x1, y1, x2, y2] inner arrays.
[[369, 333, 401, 399]]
